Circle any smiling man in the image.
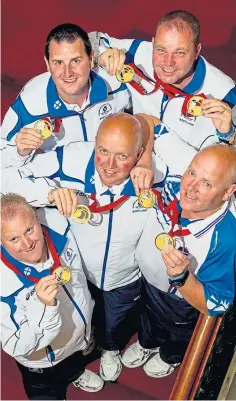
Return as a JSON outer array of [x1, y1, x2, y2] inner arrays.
[[90, 10, 236, 150], [1, 113, 165, 382], [121, 133, 236, 378], [0, 194, 104, 400]]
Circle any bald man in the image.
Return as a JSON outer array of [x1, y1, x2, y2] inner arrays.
[[121, 142, 236, 378], [1, 113, 166, 382]]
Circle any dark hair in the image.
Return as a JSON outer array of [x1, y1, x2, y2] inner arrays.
[[45, 23, 92, 61], [156, 10, 200, 47]]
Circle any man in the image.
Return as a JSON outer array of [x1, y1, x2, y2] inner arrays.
[[90, 10, 236, 150], [0, 194, 104, 400], [1, 23, 153, 192], [1, 114, 166, 382], [121, 131, 236, 377]]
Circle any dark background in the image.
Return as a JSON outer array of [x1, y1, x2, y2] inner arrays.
[[2, 0, 236, 119]]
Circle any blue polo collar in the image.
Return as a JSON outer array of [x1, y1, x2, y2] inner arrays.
[[47, 70, 108, 115], [182, 56, 206, 94]]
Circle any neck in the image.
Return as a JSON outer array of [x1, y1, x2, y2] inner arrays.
[[173, 69, 195, 90], [58, 82, 90, 107]]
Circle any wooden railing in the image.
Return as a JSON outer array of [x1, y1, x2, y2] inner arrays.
[[169, 314, 222, 400]]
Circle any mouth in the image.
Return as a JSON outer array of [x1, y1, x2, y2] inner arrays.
[[27, 243, 37, 253], [184, 191, 197, 201], [161, 68, 177, 74], [62, 78, 77, 84], [103, 169, 117, 177]]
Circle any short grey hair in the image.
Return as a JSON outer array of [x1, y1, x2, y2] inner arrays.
[[1, 193, 35, 222]]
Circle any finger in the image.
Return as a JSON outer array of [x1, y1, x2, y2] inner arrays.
[[131, 174, 140, 196], [108, 55, 115, 75], [37, 274, 58, 287], [117, 52, 125, 72], [45, 284, 59, 296], [71, 190, 78, 214], [111, 49, 122, 75], [47, 288, 59, 301], [19, 129, 44, 139], [54, 189, 67, 215], [64, 188, 76, 217], [143, 172, 154, 191], [137, 174, 146, 193], [162, 252, 176, 267], [17, 139, 43, 149]]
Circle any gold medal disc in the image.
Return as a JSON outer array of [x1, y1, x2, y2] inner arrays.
[[34, 119, 53, 139], [138, 190, 156, 208], [71, 205, 91, 224], [187, 95, 205, 117], [116, 65, 135, 83], [155, 233, 174, 251], [54, 266, 71, 285]]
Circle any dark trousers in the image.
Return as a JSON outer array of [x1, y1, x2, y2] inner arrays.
[[17, 350, 85, 400], [139, 278, 199, 364], [88, 278, 142, 351]]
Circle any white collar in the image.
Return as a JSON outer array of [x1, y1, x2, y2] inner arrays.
[[94, 170, 130, 196]]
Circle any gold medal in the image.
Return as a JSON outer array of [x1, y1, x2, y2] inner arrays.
[[116, 65, 135, 83], [71, 205, 91, 224], [54, 266, 71, 285], [34, 119, 53, 139], [138, 190, 156, 208], [187, 95, 205, 117], [155, 233, 174, 251]]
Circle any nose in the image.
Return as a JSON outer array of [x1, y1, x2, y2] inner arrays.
[[108, 155, 117, 169], [187, 178, 198, 192], [21, 236, 33, 250], [164, 53, 175, 66], [64, 64, 73, 78]]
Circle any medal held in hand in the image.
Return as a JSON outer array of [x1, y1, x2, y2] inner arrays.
[[116, 65, 135, 83], [54, 266, 71, 285], [71, 205, 91, 224], [186, 95, 205, 117], [138, 190, 156, 208], [155, 233, 174, 251], [34, 119, 53, 139]]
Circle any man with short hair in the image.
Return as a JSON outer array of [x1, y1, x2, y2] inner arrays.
[[121, 133, 236, 377], [1, 23, 153, 192], [0, 194, 104, 399], [90, 10, 236, 150], [1, 113, 166, 382]]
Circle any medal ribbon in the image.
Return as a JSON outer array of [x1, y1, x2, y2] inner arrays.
[[126, 64, 207, 116], [1, 228, 61, 283], [152, 189, 190, 238], [89, 193, 129, 213]]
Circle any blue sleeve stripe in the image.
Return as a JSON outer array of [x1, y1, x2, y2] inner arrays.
[[125, 39, 145, 64], [108, 83, 127, 95], [222, 86, 236, 109]]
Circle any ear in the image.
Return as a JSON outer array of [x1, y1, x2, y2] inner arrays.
[[90, 51, 95, 69], [152, 37, 155, 45], [222, 184, 236, 201], [137, 147, 144, 161], [195, 43, 202, 60], [44, 56, 50, 72]]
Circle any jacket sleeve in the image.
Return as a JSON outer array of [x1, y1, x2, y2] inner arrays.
[[1, 289, 62, 358], [88, 31, 135, 60]]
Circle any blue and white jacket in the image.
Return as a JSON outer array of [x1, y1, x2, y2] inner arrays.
[[0, 142, 166, 291], [1, 67, 131, 167], [0, 208, 93, 368], [91, 32, 236, 150]]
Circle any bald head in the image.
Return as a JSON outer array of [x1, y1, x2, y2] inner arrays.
[[95, 113, 144, 187], [96, 113, 143, 151], [195, 144, 236, 186]]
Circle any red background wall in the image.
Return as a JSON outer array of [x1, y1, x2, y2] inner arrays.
[[2, 0, 236, 118]]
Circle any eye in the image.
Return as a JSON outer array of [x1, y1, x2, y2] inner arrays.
[[176, 51, 185, 56], [156, 48, 164, 54], [204, 181, 212, 188], [72, 58, 80, 64], [118, 154, 128, 160], [188, 170, 195, 177], [54, 60, 63, 66], [99, 148, 108, 155], [26, 227, 33, 234], [10, 237, 18, 243]]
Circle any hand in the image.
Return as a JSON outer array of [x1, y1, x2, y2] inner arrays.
[[48, 188, 77, 217], [36, 275, 59, 306], [131, 165, 154, 196], [16, 128, 44, 156], [202, 99, 232, 134], [98, 48, 125, 75], [162, 248, 189, 277]]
